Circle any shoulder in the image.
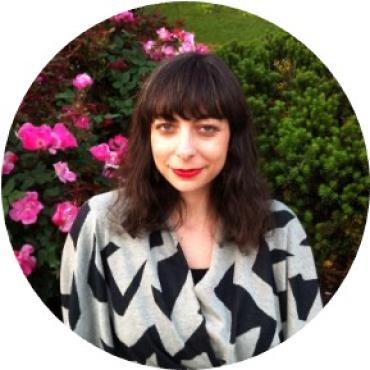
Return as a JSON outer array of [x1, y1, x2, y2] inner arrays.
[[71, 189, 122, 233], [266, 199, 308, 248], [269, 199, 299, 230], [86, 189, 120, 216], [270, 199, 297, 215]]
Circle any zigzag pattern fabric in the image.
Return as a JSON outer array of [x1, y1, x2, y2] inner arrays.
[[60, 191, 322, 368]]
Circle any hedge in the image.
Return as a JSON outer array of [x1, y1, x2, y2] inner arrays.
[[217, 35, 369, 301]]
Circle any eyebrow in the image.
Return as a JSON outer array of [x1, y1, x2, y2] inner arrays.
[[153, 116, 225, 125]]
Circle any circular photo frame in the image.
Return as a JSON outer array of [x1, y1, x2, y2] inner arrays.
[[1, 1, 369, 369]]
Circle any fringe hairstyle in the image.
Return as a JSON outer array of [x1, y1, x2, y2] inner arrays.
[[113, 52, 273, 253]]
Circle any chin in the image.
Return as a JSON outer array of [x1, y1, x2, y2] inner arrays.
[[168, 182, 203, 193]]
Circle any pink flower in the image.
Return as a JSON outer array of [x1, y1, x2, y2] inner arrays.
[[53, 161, 77, 183], [179, 41, 196, 54], [18, 122, 78, 154], [161, 45, 177, 58], [89, 143, 111, 161], [102, 168, 115, 178], [111, 11, 135, 23], [72, 73, 94, 90], [105, 151, 120, 169], [9, 191, 44, 225], [143, 40, 155, 54], [181, 32, 195, 44], [14, 244, 37, 277], [2, 151, 18, 175], [148, 49, 163, 61], [174, 30, 194, 44], [74, 115, 90, 130], [156, 27, 173, 41], [195, 43, 209, 54], [18, 122, 53, 151], [108, 134, 128, 153], [52, 201, 79, 233], [50, 123, 78, 154]]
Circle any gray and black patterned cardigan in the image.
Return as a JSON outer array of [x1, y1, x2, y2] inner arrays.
[[60, 190, 322, 369]]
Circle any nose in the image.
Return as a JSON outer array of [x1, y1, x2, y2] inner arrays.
[[175, 128, 196, 159]]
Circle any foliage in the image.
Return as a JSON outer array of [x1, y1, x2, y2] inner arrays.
[[2, 10, 171, 318], [218, 34, 369, 300]]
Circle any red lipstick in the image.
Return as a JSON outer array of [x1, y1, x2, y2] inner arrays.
[[172, 168, 202, 178]]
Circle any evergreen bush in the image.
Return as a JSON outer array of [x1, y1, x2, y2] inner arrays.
[[217, 34, 369, 301]]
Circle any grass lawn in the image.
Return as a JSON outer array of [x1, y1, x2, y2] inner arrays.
[[138, 2, 285, 49]]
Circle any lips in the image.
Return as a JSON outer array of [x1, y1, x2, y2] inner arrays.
[[172, 168, 202, 178]]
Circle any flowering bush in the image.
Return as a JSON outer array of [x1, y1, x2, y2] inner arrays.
[[2, 8, 208, 317]]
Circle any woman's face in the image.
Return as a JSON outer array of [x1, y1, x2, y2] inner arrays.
[[150, 115, 230, 196]]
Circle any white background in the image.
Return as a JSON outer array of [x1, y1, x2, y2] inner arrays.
[[0, 0, 369, 369]]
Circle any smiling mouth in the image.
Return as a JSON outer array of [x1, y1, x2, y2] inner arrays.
[[172, 168, 203, 178]]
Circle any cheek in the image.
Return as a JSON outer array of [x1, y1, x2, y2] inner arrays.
[[151, 136, 171, 163], [204, 137, 230, 162]]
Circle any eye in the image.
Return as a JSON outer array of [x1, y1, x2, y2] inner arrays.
[[155, 122, 175, 132], [198, 125, 219, 134]]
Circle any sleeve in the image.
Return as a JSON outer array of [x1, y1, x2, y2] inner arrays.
[[281, 212, 323, 339], [60, 201, 114, 349]]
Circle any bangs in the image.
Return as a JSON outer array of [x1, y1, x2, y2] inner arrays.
[[142, 54, 230, 122]]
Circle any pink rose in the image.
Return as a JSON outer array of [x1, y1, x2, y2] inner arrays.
[[74, 115, 90, 130], [14, 244, 37, 277], [2, 151, 18, 175], [111, 11, 135, 23], [52, 201, 79, 233], [72, 73, 94, 90], [108, 134, 128, 153], [18, 122, 53, 151], [105, 151, 120, 169], [161, 45, 177, 58], [179, 41, 196, 54], [148, 49, 163, 61], [182, 32, 195, 44], [9, 191, 44, 225], [53, 161, 77, 183], [50, 123, 78, 153], [156, 27, 173, 41], [89, 143, 111, 161], [195, 43, 209, 54], [143, 40, 155, 54]]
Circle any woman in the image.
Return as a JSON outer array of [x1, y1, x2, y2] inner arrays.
[[60, 52, 322, 369]]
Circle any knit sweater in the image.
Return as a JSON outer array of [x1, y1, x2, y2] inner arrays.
[[60, 190, 322, 369]]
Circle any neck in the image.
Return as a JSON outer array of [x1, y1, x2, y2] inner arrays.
[[172, 188, 216, 229]]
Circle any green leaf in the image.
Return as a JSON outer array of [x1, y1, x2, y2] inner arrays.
[[2, 177, 16, 196], [2, 197, 9, 215], [19, 176, 36, 190], [43, 187, 61, 198], [8, 190, 26, 204]]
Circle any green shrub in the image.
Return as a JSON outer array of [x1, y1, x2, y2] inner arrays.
[[217, 34, 370, 300]]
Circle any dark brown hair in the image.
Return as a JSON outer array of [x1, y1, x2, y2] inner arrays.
[[114, 52, 273, 253]]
